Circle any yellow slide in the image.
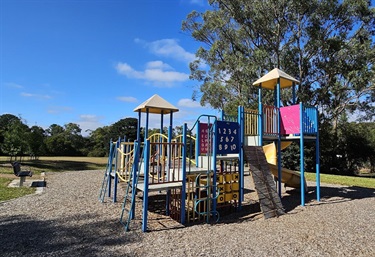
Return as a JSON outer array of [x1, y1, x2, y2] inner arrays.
[[263, 142, 307, 191]]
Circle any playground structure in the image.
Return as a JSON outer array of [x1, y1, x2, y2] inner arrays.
[[99, 68, 320, 232]]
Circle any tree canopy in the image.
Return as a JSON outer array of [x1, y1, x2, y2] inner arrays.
[[182, 0, 375, 174], [182, 0, 375, 123]]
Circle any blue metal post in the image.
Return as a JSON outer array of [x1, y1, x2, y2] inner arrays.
[[107, 140, 114, 198], [131, 140, 139, 220], [160, 111, 164, 134], [276, 80, 282, 197], [142, 140, 150, 232], [109, 138, 120, 199], [166, 112, 172, 216], [238, 106, 244, 206], [113, 137, 121, 202], [145, 109, 149, 140], [300, 103, 305, 206], [181, 123, 187, 224], [258, 85, 263, 146], [196, 121, 200, 167], [137, 110, 141, 142], [168, 111, 173, 166], [315, 109, 320, 201], [292, 82, 296, 105], [211, 120, 217, 221]]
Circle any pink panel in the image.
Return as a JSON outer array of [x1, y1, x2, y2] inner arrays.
[[280, 105, 300, 135]]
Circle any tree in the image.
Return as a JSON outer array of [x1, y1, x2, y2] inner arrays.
[[183, 0, 375, 175], [45, 123, 85, 156], [182, 0, 375, 120], [338, 121, 375, 174], [108, 118, 138, 142], [46, 124, 64, 136], [27, 125, 46, 158], [1, 117, 29, 160], [64, 123, 85, 154], [86, 126, 110, 157], [0, 114, 21, 155]]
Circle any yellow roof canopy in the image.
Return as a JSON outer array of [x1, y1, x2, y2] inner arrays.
[[133, 94, 179, 114], [252, 68, 299, 89]]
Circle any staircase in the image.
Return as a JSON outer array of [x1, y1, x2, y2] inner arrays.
[[119, 141, 143, 231], [98, 141, 116, 202], [243, 146, 284, 218]]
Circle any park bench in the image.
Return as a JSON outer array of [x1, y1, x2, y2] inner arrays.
[[12, 162, 33, 187]]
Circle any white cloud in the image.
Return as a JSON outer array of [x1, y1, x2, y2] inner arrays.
[[47, 106, 73, 114], [189, 0, 205, 6], [5, 82, 24, 89], [116, 61, 189, 87], [146, 60, 172, 70], [117, 96, 138, 103], [76, 115, 104, 136], [177, 98, 202, 108], [135, 38, 196, 64], [115, 63, 143, 79], [21, 92, 52, 99], [143, 68, 188, 82]]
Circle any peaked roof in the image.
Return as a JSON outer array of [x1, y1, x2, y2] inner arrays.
[[133, 94, 179, 114], [252, 68, 299, 89]]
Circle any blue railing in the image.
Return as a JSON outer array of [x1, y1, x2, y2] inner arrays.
[[302, 105, 318, 134]]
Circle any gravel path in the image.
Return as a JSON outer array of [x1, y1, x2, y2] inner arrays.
[[0, 170, 374, 257]]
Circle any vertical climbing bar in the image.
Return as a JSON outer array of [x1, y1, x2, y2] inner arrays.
[[276, 79, 282, 197], [181, 123, 187, 224], [238, 105, 244, 205], [316, 109, 320, 202], [142, 140, 150, 232], [196, 121, 200, 167], [300, 103, 305, 206], [212, 120, 217, 222], [131, 140, 139, 220], [113, 137, 121, 202], [258, 85, 263, 146]]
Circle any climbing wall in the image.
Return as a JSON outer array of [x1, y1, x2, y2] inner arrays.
[[243, 146, 285, 218]]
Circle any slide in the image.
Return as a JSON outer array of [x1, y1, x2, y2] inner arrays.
[[263, 142, 307, 191]]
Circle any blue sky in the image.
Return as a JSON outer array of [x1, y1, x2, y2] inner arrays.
[[0, 0, 217, 135]]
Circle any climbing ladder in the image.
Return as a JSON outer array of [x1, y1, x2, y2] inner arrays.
[[120, 141, 144, 231], [243, 146, 284, 218], [98, 141, 117, 202]]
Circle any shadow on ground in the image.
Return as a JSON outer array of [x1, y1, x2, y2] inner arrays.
[[282, 185, 375, 212], [0, 213, 141, 257], [0, 160, 105, 174]]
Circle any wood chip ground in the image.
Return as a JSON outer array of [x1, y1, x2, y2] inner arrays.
[[0, 170, 374, 257]]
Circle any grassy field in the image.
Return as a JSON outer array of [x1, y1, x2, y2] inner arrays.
[[0, 156, 374, 202], [305, 172, 375, 189], [0, 156, 107, 202]]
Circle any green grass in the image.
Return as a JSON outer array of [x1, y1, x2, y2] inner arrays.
[[1, 156, 374, 202], [0, 156, 107, 202], [0, 156, 107, 174], [305, 172, 375, 189], [0, 177, 36, 201]]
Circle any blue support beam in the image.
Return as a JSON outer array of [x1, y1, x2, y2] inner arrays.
[[258, 85, 263, 146], [131, 140, 139, 220], [211, 120, 217, 222], [196, 121, 200, 167], [315, 110, 320, 202], [238, 106, 245, 206], [300, 103, 305, 206], [137, 110, 141, 142], [276, 79, 282, 198], [113, 137, 121, 202], [142, 140, 150, 232], [181, 123, 187, 224]]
